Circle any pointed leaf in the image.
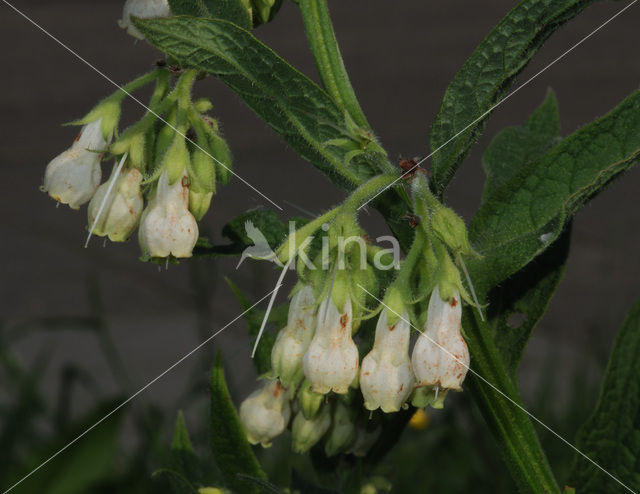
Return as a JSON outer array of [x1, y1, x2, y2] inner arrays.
[[209, 353, 266, 493], [430, 0, 601, 191], [170, 411, 202, 490], [470, 89, 640, 298], [569, 299, 640, 493], [481, 89, 561, 203], [134, 16, 388, 189]]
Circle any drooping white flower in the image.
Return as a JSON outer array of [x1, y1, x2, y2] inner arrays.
[[291, 405, 331, 453], [118, 0, 171, 40], [138, 169, 198, 259], [43, 118, 108, 209], [411, 286, 470, 392], [239, 379, 291, 448], [360, 309, 414, 413], [302, 296, 359, 395], [87, 165, 143, 242], [271, 285, 317, 389]]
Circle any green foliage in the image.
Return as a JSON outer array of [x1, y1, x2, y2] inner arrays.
[[470, 89, 640, 297], [430, 0, 600, 191], [203, 0, 253, 30], [488, 225, 571, 377], [569, 300, 640, 493], [481, 89, 561, 203], [169, 411, 202, 492], [133, 16, 390, 189], [209, 353, 267, 493]]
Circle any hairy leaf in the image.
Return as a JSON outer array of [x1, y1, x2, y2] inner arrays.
[[430, 0, 600, 191], [569, 299, 640, 493], [482, 89, 561, 203], [203, 0, 252, 30], [168, 0, 209, 16], [134, 16, 389, 188], [170, 411, 201, 491], [209, 353, 266, 493], [470, 89, 640, 297], [488, 224, 571, 376]]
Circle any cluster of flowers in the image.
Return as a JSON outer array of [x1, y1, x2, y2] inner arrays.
[[239, 190, 477, 454], [42, 66, 231, 260]]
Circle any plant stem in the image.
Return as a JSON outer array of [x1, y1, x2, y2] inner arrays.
[[462, 308, 560, 493], [298, 0, 370, 130]]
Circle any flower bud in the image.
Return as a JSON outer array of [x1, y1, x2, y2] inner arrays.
[[271, 285, 317, 389], [431, 207, 478, 257], [302, 296, 359, 395], [360, 309, 414, 413], [324, 400, 357, 457], [298, 378, 324, 420], [43, 118, 108, 209], [138, 169, 198, 259], [239, 379, 291, 448], [291, 405, 331, 454], [411, 286, 469, 392], [87, 165, 143, 241], [118, 0, 171, 40]]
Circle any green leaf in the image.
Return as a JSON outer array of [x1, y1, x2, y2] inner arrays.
[[168, 0, 209, 16], [569, 299, 640, 493], [225, 277, 287, 375], [488, 223, 571, 376], [170, 411, 202, 491], [430, 0, 599, 191], [193, 209, 306, 257], [209, 353, 266, 493], [481, 89, 561, 203], [470, 89, 640, 297], [134, 16, 389, 188], [203, 0, 253, 30]]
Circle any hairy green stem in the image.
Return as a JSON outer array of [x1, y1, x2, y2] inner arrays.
[[298, 0, 370, 130], [463, 308, 560, 493]]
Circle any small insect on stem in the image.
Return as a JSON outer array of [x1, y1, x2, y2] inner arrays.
[[398, 157, 429, 180], [403, 213, 421, 228]]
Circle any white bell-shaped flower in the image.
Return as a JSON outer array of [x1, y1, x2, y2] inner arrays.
[[43, 118, 108, 209], [302, 296, 359, 395], [87, 165, 143, 242], [360, 309, 414, 412], [239, 379, 291, 448], [271, 285, 317, 389], [118, 0, 171, 40], [411, 286, 470, 391], [138, 169, 198, 259]]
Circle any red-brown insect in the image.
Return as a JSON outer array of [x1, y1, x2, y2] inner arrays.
[[398, 157, 429, 180], [403, 213, 421, 228]]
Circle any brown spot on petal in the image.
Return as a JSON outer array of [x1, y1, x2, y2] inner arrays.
[[399, 383, 404, 392], [389, 324, 397, 332], [450, 297, 458, 307], [74, 132, 81, 142], [273, 380, 285, 397], [364, 371, 370, 376], [340, 314, 348, 329], [181, 176, 190, 187]]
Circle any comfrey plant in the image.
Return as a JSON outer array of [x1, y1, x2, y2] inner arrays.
[[40, 0, 640, 493]]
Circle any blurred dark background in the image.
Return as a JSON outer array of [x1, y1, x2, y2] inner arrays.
[[1, 0, 639, 491]]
